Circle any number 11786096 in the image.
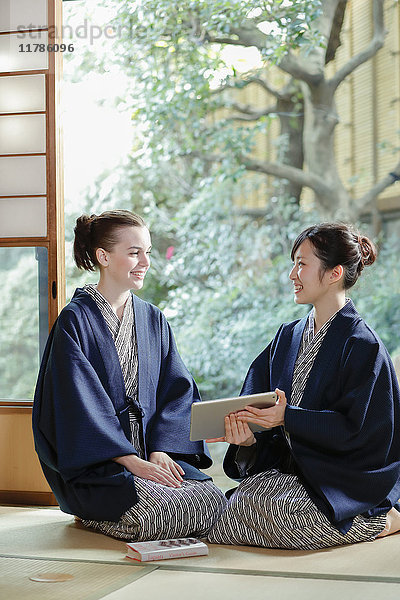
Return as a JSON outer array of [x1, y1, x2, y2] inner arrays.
[[18, 43, 74, 52]]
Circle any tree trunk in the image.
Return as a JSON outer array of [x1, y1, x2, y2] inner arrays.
[[275, 91, 304, 203], [301, 79, 352, 217]]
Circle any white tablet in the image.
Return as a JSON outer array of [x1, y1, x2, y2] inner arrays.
[[190, 391, 277, 441]]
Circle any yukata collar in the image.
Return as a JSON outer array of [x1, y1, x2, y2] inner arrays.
[[307, 297, 352, 340]]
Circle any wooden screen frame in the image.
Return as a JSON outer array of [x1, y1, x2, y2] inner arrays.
[[0, 0, 64, 505], [0, 0, 65, 396]]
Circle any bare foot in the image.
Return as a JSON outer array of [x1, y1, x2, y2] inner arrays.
[[377, 507, 400, 538]]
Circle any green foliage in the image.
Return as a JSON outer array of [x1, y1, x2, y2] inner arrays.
[[105, 0, 324, 60], [158, 193, 400, 399], [64, 0, 319, 190], [60, 0, 400, 404], [160, 187, 311, 398], [0, 248, 44, 399], [351, 237, 400, 354]]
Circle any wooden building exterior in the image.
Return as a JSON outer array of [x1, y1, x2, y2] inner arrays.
[[231, 0, 400, 231]]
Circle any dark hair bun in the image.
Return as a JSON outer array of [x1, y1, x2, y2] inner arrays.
[[357, 235, 377, 272], [73, 214, 96, 271]]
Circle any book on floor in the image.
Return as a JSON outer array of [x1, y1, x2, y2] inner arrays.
[[125, 538, 208, 562]]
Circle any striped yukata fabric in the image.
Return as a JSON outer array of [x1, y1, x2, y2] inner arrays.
[[207, 302, 386, 549], [284, 305, 342, 448], [83, 284, 142, 449], [80, 285, 227, 540]]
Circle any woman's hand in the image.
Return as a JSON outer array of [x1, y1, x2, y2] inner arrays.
[[149, 451, 185, 483], [206, 413, 256, 446], [236, 388, 287, 429], [113, 454, 183, 487]]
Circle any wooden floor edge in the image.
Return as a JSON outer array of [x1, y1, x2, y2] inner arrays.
[[0, 490, 57, 505]]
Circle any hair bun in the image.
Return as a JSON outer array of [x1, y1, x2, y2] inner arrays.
[[75, 213, 96, 231], [73, 214, 97, 271], [357, 235, 377, 270]]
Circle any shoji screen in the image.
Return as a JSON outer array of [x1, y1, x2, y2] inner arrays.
[[0, 0, 64, 505]]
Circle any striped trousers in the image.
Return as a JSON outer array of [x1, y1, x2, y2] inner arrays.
[[81, 477, 227, 541], [207, 469, 386, 550]]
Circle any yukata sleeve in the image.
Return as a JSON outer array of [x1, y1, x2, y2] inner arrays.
[[284, 336, 398, 455], [232, 444, 258, 478], [34, 308, 138, 481]]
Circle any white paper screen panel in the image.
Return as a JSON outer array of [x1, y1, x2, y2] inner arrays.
[[0, 32, 49, 72], [0, 0, 48, 33], [0, 156, 46, 195], [0, 114, 46, 154], [0, 197, 46, 237], [0, 75, 46, 113]]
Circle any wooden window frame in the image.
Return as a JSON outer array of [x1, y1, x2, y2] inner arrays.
[[0, 0, 65, 410], [0, 1, 64, 505]]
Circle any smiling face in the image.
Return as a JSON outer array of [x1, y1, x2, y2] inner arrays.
[[289, 239, 334, 307], [97, 226, 151, 292]]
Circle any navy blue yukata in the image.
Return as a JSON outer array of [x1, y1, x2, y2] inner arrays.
[[224, 300, 400, 534], [32, 288, 212, 522]]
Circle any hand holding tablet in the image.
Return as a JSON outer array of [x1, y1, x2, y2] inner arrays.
[[190, 391, 278, 441], [206, 412, 257, 445]]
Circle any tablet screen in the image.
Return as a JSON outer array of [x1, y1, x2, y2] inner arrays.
[[190, 392, 277, 441]]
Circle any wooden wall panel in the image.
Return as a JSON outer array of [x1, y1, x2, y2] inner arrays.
[[350, 1, 375, 198], [375, 1, 400, 202], [330, 7, 354, 196], [0, 406, 56, 505]]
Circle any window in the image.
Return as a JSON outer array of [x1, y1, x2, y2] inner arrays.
[[0, 247, 48, 401], [0, 0, 64, 405]]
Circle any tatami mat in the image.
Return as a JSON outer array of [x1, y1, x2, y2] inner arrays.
[[161, 537, 400, 582], [1, 506, 399, 584], [99, 570, 400, 600], [0, 556, 152, 600], [0, 507, 125, 563]]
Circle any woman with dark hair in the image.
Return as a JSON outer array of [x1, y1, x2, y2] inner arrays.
[[33, 210, 226, 541], [207, 222, 400, 549]]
